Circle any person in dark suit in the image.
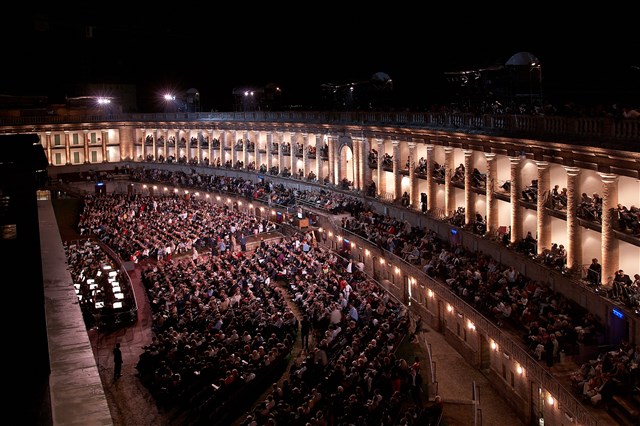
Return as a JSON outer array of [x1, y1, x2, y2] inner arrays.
[[409, 367, 424, 406], [113, 342, 123, 380], [422, 395, 443, 425], [300, 315, 311, 352], [587, 258, 602, 286]]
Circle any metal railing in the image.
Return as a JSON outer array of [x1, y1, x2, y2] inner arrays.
[[327, 220, 599, 426], [2, 111, 638, 149]]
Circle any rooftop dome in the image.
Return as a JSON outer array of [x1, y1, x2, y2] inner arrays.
[[505, 51, 540, 67]]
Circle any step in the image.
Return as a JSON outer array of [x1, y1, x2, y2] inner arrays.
[[607, 405, 637, 426], [611, 395, 640, 420]]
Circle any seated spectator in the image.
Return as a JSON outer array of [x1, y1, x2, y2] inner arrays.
[[471, 168, 486, 188], [517, 231, 537, 255], [522, 179, 538, 202], [452, 163, 465, 182], [612, 269, 633, 299], [401, 191, 410, 207], [492, 301, 513, 326]]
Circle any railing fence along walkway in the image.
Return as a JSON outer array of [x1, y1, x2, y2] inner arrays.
[[326, 219, 599, 426]]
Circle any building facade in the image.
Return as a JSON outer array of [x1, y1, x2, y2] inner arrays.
[[2, 110, 639, 425]]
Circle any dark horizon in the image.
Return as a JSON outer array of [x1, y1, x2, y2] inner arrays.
[[3, 9, 639, 112]]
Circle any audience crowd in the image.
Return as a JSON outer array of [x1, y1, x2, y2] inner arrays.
[[63, 164, 640, 423], [74, 187, 447, 425]]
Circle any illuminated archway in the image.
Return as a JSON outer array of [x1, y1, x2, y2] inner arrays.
[[338, 143, 354, 186]]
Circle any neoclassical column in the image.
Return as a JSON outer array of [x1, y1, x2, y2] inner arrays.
[[277, 132, 284, 175], [463, 149, 474, 225], [315, 134, 322, 182], [363, 136, 372, 188], [219, 130, 226, 166], [353, 136, 361, 190], [208, 128, 214, 165], [336, 137, 343, 183], [45, 132, 52, 165], [565, 167, 582, 271], [148, 129, 155, 160], [174, 128, 181, 160], [392, 140, 401, 201], [255, 131, 262, 169], [536, 161, 551, 255], [426, 144, 435, 212], [83, 129, 90, 163], [65, 131, 71, 164], [162, 129, 168, 161], [600, 173, 619, 288], [155, 129, 161, 160], [167, 129, 174, 160], [243, 131, 249, 170], [195, 129, 201, 163], [118, 125, 135, 161], [184, 129, 191, 162], [444, 147, 455, 216], [141, 128, 147, 161], [376, 139, 385, 197], [327, 135, 335, 184], [290, 132, 297, 176], [509, 156, 523, 243], [266, 132, 273, 171], [196, 130, 203, 164], [231, 130, 239, 167], [408, 142, 418, 209], [484, 153, 498, 236], [102, 131, 108, 162], [302, 133, 310, 178]]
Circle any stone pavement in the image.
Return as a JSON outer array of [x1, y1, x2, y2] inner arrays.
[[411, 325, 526, 426]]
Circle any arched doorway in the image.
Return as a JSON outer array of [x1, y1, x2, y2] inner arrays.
[[339, 143, 353, 188]]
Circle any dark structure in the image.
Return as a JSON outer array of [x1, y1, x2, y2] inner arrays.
[[0, 134, 50, 423]]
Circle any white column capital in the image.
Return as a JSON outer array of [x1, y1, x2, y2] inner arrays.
[[564, 166, 581, 177], [599, 173, 618, 184]]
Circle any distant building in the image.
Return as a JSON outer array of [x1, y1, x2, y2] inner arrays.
[[444, 51, 542, 111]]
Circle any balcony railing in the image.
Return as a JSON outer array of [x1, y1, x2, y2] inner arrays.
[[2, 111, 638, 149]]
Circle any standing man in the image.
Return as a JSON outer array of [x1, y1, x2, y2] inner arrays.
[[411, 314, 423, 343], [587, 258, 602, 286], [409, 367, 423, 406], [300, 315, 311, 352], [113, 342, 123, 380]]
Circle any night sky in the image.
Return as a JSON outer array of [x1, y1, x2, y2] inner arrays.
[[3, 7, 638, 112]]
